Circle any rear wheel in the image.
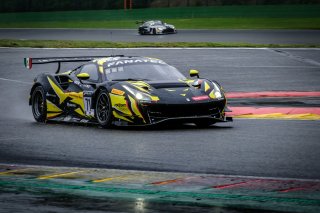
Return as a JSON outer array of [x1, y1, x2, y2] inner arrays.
[[96, 90, 113, 128], [31, 86, 47, 122]]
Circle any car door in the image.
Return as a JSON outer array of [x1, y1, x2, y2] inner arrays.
[[61, 63, 100, 118]]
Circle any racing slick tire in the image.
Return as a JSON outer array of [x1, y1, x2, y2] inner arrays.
[[152, 28, 157, 35], [31, 86, 47, 122], [96, 90, 113, 128]]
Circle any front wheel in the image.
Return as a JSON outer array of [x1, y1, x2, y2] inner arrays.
[[31, 86, 47, 122], [96, 90, 113, 128]]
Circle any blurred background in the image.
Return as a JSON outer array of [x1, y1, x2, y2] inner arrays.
[[1, 0, 320, 12]]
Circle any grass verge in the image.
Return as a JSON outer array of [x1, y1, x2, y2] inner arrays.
[[1, 39, 319, 48], [0, 5, 319, 29], [0, 18, 319, 29]]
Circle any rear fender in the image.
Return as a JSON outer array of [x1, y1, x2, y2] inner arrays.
[[29, 73, 53, 105], [29, 83, 42, 105]]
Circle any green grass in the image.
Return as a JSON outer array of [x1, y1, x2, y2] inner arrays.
[[0, 5, 319, 29], [1, 18, 319, 29], [1, 39, 319, 48]]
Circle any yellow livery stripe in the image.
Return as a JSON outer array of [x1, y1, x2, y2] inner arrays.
[[46, 99, 62, 113], [47, 77, 68, 104], [113, 111, 133, 123], [110, 93, 132, 116], [47, 112, 63, 119], [204, 81, 211, 92], [128, 95, 145, 122], [209, 90, 216, 99]]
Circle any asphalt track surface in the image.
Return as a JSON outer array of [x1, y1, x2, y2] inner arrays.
[[1, 29, 320, 44], [0, 47, 320, 180]]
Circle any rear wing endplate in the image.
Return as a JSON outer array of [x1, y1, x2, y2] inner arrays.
[[23, 56, 124, 74]]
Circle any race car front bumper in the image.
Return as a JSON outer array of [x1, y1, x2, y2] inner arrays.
[[145, 101, 230, 124]]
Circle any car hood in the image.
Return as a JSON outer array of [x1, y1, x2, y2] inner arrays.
[[117, 80, 222, 104], [165, 24, 175, 28]]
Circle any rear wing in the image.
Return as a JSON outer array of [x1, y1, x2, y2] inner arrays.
[[24, 56, 124, 74]]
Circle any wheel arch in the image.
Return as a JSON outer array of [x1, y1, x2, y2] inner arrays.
[[91, 85, 110, 110], [29, 74, 53, 105], [29, 83, 43, 105]]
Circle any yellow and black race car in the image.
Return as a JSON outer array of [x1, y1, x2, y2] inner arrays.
[[24, 55, 232, 128]]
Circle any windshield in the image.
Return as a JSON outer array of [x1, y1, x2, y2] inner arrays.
[[104, 63, 186, 81], [143, 20, 163, 26]]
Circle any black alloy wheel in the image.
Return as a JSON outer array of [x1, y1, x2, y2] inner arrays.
[[31, 86, 47, 122], [96, 90, 113, 128]]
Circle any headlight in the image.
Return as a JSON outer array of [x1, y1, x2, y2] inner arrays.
[[215, 91, 222, 99], [122, 85, 151, 102], [212, 82, 223, 99]]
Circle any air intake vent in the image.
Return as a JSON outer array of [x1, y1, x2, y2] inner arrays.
[[150, 82, 189, 89]]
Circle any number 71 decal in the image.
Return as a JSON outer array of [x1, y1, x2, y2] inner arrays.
[[84, 97, 94, 117]]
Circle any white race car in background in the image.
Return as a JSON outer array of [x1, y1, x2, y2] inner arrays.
[[138, 20, 177, 35]]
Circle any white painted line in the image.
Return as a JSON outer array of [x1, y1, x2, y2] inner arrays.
[[0, 77, 32, 85]]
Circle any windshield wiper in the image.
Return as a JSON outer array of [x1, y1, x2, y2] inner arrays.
[[111, 78, 149, 81]]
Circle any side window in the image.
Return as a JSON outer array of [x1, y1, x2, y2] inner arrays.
[[80, 64, 99, 82]]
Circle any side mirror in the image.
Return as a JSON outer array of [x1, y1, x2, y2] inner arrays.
[[189, 69, 199, 78], [77, 73, 90, 80]]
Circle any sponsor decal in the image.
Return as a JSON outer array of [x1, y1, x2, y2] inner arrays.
[[106, 59, 166, 68], [67, 102, 77, 108], [114, 103, 127, 108], [111, 88, 125, 96], [83, 91, 94, 96], [83, 97, 93, 116], [88, 109, 95, 117], [192, 95, 210, 101]]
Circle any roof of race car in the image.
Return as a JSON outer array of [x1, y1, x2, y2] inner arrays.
[[142, 20, 163, 26]]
